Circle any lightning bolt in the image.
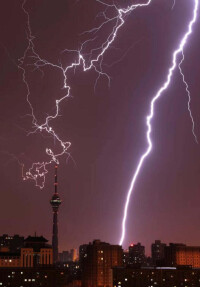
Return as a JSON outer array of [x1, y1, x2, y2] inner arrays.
[[19, 0, 152, 188], [172, 0, 176, 10], [18, 0, 198, 245], [119, 0, 199, 245], [178, 52, 198, 144]]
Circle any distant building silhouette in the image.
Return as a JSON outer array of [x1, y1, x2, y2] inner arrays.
[[59, 249, 78, 263], [0, 234, 24, 253], [50, 165, 62, 263], [82, 240, 123, 287], [59, 250, 71, 262], [151, 240, 166, 265]]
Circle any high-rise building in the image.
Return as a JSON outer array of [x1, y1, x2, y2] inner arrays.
[[50, 165, 62, 263], [82, 239, 123, 287], [79, 244, 88, 272], [128, 242, 146, 266], [122, 250, 129, 266], [151, 240, 166, 265]]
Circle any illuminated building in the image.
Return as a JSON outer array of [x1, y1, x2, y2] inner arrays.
[[165, 243, 200, 268], [82, 240, 123, 287], [50, 165, 62, 263], [113, 266, 200, 287], [0, 267, 68, 287], [0, 235, 52, 268], [21, 236, 53, 267], [0, 252, 21, 267], [128, 243, 146, 266], [151, 240, 166, 265]]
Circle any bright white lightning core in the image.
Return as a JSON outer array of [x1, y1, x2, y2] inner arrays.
[[119, 0, 199, 245], [18, 0, 198, 245]]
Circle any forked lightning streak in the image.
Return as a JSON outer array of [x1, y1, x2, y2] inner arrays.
[[18, 0, 198, 245]]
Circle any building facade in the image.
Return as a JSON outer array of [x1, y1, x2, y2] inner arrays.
[[151, 240, 166, 265], [0, 252, 21, 267], [113, 266, 200, 287], [0, 236, 53, 268], [82, 240, 123, 287], [21, 236, 53, 267], [128, 243, 146, 266], [165, 243, 200, 268], [0, 267, 68, 287]]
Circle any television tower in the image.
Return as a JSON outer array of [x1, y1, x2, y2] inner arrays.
[[50, 165, 62, 263]]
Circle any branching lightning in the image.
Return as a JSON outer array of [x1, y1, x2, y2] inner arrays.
[[178, 52, 198, 144], [19, 0, 152, 188], [18, 0, 198, 245]]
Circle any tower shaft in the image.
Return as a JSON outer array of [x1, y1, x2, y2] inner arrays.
[[52, 211, 58, 262], [50, 165, 61, 264]]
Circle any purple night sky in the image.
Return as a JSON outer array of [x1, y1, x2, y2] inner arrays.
[[0, 0, 200, 255]]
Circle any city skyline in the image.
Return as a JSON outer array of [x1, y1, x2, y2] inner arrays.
[[0, 0, 200, 254]]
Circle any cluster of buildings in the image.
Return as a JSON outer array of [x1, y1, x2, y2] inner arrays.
[[1, 166, 200, 286], [2, 235, 200, 286]]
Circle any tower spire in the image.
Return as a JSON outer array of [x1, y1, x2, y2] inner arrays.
[[54, 164, 58, 194], [50, 164, 62, 263]]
